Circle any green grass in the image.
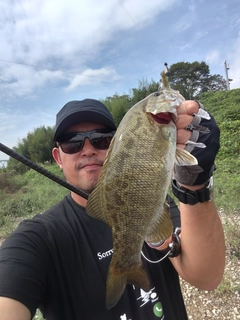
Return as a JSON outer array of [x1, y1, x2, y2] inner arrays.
[[0, 159, 239, 236], [1, 161, 239, 252], [0, 162, 239, 317], [0, 164, 68, 238], [214, 164, 240, 214]]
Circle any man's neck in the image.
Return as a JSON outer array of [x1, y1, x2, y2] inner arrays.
[[71, 192, 88, 207]]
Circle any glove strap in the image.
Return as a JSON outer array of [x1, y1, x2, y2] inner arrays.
[[172, 177, 213, 205]]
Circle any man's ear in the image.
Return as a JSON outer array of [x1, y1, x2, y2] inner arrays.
[[52, 147, 63, 169]]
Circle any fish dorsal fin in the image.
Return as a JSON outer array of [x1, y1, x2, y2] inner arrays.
[[175, 147, 198, 166], [86, 137, 115, 226]]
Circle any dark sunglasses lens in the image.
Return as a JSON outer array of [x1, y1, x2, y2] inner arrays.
[[60, 141, 84, 154], [91, 136, 112, 150]]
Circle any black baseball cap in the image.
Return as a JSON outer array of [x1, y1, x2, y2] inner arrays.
[[53, 99, 116, 142]]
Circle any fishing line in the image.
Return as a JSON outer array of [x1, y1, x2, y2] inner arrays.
[[118, 1, 137, 24], [141, 250, 170, 264], [118, 1, 166, 82]]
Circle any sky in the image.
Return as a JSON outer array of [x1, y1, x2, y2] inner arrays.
[[0, 0, 240, 161]]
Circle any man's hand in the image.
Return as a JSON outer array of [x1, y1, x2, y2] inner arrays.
[[174, 100, 220, 186]]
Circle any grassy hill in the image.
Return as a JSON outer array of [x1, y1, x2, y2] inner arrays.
[[198, 88, 240, 212]]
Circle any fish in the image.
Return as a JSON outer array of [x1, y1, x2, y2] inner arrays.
[[86, 70, 197, 309]]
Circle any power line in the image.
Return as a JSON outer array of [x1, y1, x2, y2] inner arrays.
[[0, 4, 161, 85], [0, 58, 107, 80]]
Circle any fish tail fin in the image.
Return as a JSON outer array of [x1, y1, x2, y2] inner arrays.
[[105, 268, 127, 310], [106, 264, 150, 309]]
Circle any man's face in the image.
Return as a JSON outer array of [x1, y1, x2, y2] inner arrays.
[[52, 122, 109, 196]]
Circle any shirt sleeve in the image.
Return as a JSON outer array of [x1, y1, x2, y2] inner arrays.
[[0, 218, 53, 318]]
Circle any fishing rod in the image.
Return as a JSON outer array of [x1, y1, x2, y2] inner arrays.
[[0, 142, 89, 200], [1, 64, 169, 200]]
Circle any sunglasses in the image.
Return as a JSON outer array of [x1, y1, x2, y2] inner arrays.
[[57, 129, 115, 154]]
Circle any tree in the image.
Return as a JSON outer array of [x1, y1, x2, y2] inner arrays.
[[27, 126, 54, 164], [102, 94, 131, 127], [102, 79, 159, 127], [7, 126, 55, 173], [131, 78, 159, 106], [7, 138, 30, 174], [206, 74, 228, 92], [168, 61, 227, 99]]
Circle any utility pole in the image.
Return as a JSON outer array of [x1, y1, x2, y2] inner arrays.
[[224, 60, 233, 90]]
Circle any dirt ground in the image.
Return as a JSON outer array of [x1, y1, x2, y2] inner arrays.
[[181, 213, 240, 319]]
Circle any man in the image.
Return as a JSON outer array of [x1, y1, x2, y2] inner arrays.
[[0, 98, 225, 320]]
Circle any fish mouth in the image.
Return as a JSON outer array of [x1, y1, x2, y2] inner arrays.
[[151, 112, 174, 124]]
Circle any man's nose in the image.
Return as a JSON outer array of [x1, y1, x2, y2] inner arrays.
[[81, 137, 97, 154]]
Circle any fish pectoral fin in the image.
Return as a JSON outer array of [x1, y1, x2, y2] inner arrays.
[[175, 147, 198, 166], [86, 190, 108, 224], [86, 141, 115, 225], [106, 264, 150, 309], [146, 203, 173, 244]]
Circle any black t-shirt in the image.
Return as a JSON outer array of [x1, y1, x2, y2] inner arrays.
[[0, 194, 187, 320]]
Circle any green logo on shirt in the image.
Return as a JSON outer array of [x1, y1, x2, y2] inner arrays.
[[153, 302, 163, 317]]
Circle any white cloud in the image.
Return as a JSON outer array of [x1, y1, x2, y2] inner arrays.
[[173, 1, 196, 33], [205, 50, 221, 66], [228, 37, 240, 89], [0, 0, 176, 100], [0, 106, 17, 132], [1, 0, 176, 62], [0, 0, 239, 155], [65, 67, 121, 91]]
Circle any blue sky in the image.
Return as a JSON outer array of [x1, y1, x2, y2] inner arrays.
[[1, 0, 240, 161]]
